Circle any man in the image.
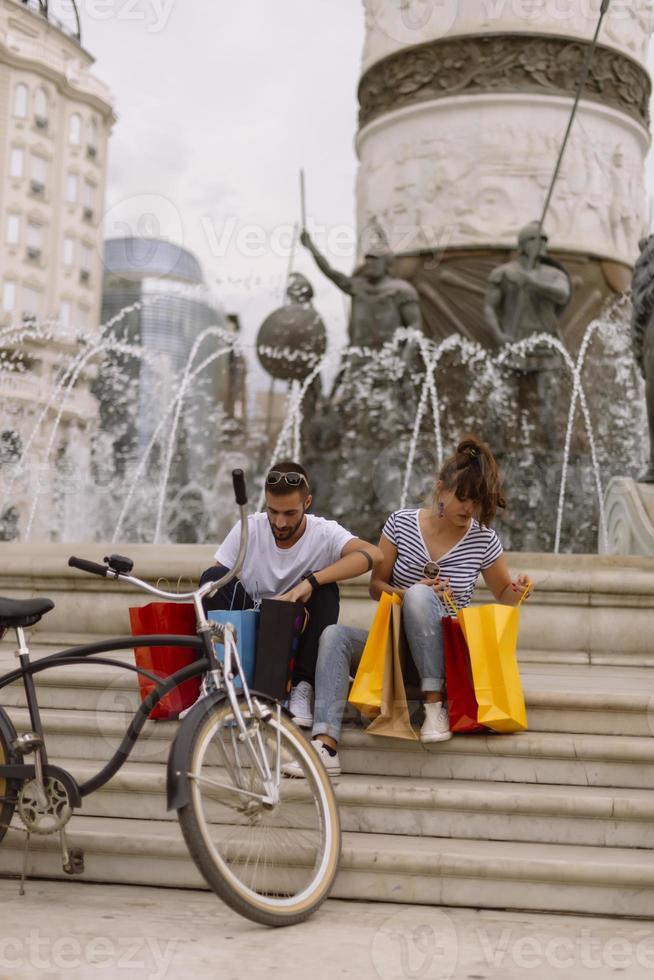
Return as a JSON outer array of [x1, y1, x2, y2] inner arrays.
[[484, 221, 572, 347], [300, 229, 421, 349], [200, 461, 383, 728]]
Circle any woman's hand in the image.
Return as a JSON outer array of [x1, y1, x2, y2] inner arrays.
[[512, 573, 533, 600], [417, 576, 453, 602]]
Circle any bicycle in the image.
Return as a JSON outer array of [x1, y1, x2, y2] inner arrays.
[[0, 470, 341, 927]]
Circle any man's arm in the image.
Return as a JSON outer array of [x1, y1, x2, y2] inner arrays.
[[300, 230, 354, 296], [484, 275, 508, 345], [277, 537, 383, 603], [524, 265, 570, 305]]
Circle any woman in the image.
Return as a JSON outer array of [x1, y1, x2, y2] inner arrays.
[[283, 435, 533, 777]]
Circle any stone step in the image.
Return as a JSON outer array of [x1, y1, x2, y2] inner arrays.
[[3, 652, 654, 737], [5, 705, 654, 790], [1, 816, 652, 918], [33, 758, 654, 850]]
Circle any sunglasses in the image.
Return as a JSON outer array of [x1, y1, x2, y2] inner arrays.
[[423, 561, 440, 579], [266, 471, 309, 489]]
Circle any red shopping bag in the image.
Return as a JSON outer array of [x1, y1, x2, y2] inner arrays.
[[129, 603, 201, 720], [442, 615, 488, 734]]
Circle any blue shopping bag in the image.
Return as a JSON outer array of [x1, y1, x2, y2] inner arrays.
[[208, 609, 259, 688]]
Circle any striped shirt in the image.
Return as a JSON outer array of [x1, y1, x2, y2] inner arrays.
[[382, 509, 503, 611]]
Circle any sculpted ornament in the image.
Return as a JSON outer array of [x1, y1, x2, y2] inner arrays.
[[358, 35, 651, 130]]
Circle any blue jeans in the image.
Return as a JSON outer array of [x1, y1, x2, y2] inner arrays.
[[312, 584, 447, 743]]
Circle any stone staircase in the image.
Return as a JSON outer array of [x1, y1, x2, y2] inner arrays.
[[1, 543, 654, 918]]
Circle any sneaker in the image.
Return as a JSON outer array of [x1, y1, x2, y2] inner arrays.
[[420, 701, 452, 743], [288, 681, 313, 728], [282, 738, 341, 778]]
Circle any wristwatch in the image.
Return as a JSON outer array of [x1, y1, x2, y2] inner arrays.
[[302, 572, 320, 591]]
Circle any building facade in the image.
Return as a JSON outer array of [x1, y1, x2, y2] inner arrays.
[[357, 1, 654, 347]]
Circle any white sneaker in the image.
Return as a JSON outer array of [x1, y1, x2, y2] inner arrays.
[[420, 701, 452, 743], [282, 738, 341, 778], [289, 681, 313, 728]]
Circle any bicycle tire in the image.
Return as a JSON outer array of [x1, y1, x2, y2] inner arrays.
[[177, 695, 341, 927], [0, 713, 17, 844]]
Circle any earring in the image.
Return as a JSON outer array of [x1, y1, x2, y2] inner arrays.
[[438, 500, 445, 518]]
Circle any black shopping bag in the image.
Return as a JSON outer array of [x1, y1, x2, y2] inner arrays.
[[253, 599, 307, 701]]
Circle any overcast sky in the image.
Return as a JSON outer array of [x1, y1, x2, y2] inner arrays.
[[81, 0, 364, 379], [80, 2, 654, 389]]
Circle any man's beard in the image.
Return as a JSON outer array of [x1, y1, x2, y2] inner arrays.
[[269, 512, 305, 541]]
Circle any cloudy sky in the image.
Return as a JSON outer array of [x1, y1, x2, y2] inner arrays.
[[81, 0, 365, 377]]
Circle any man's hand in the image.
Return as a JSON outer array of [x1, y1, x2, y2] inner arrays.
[[276, 579, 314, 604]]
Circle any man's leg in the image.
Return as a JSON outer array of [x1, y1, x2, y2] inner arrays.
[[283, 624, 367, 778], [199, 564, 255, 612], [293, 582, 340, 686]]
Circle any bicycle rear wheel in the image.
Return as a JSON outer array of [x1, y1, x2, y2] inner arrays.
[[177, 695, 341, 927], [0, 714, 17, 844]]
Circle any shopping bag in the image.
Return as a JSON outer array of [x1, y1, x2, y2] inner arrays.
[[253, 599, 307, 701], [348, 592, 395, 716], [442, 615, 488, 733], [129, 602, 201, 720], [456, 596, 528, 734], [208, 609, 259, 689], [366, 598, 419, 741]]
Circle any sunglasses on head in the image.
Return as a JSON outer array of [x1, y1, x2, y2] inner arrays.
[[266, 471, 309, 489]]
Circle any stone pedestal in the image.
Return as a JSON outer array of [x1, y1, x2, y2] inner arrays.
[[602, 476, 654, 555]]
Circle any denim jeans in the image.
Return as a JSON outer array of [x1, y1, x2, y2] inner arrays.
[[312, 584, 447, 743]]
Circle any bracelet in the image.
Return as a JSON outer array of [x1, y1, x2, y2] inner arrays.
[[303, 572, 320, 591]]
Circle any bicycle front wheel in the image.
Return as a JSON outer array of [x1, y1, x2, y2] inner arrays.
[[177, 695, 341, 927]]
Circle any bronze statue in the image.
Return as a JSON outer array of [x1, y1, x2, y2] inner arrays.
[[300, 230, 422, 348], [631, 235, 654, 483], [484, 221, 572, 348]]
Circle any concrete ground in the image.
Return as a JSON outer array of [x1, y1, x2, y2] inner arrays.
[[1, 880, 653, 980]]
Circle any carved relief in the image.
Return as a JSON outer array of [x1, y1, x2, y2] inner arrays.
[[358, 35, 651, 130], [357, 111, 647, 264]]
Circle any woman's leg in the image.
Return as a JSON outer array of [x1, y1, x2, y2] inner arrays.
[[312, 624, 368, 745], [402, 584, 446, 702]]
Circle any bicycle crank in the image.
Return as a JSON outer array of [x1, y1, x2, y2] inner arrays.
[[17, 775, 72, 835]]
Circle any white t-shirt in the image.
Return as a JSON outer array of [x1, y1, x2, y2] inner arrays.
[[215, 512, 355, 599]]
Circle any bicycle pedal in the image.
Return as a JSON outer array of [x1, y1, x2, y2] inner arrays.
[[63, 847, 84, 875]]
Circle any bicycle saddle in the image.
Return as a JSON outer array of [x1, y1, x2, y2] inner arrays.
[[0, 596, 54, 628]]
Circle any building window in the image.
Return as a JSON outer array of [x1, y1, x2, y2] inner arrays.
[[22, 284, 42, 319], [77, 304, 90, 330], [80, 241, 92, 270], [5, 214, 20, 246], [2, 282, 16, 312], [9, 147, 24, 178], [30, 154, 47, 195], [59, 300, 72, 328], [14, 84, 28, 119], [26, 221, 43, 257], [69, 113, 82, 146], [63, 236, 75, 266], [87, 118, 98, 157], [66, 173, 78, 203], [34, 88, 48, 128]]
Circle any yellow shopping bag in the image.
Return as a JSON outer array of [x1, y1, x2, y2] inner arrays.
[[348, 592, 396, 717], [446, 591, 528, 733]]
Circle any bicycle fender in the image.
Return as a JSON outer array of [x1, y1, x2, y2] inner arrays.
[[166, 691, 230, 812], [166, 690, 291, 811]]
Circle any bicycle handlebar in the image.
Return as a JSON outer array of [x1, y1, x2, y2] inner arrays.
[[232, 468, 247, 505], [68, 556, 110, 578]]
